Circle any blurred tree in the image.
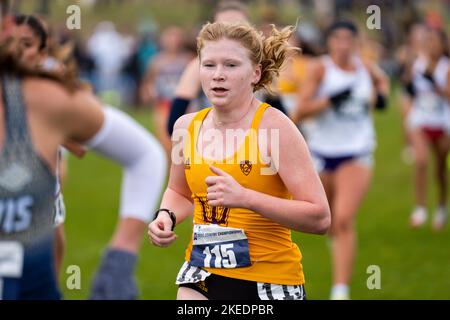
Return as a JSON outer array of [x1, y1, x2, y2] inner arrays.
[[35, 0, 50, 16], [198, 0, 216, 22]]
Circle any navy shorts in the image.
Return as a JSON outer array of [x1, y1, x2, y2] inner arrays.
[[311, 152, 373, 173], [1, 236, 61, 300]]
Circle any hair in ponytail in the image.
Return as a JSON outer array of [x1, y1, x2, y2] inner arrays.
[[197, 21, 298, 93], [0, 37, 81, 92], [257, 24, 297, 92]]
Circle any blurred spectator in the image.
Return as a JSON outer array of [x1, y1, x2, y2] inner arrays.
[[87, 21, 133, 106], [0, 0, 15, 41], [140, 26, 193, 154], [278, 21, 321, 117], [136, 20, 158, 79]]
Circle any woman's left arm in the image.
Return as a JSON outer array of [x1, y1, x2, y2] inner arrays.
[[435, 69, 450, 100], [365, 61, 390, 111], [205, 109, 330, 234], [367, 61, 390, 96]]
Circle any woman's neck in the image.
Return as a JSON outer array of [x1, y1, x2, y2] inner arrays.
[[330, 54, 354, 71], [212, 96, 258, 128], [427, 54, 441, 67]]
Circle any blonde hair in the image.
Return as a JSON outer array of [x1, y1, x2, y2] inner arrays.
[[197, 22, 298, 93]]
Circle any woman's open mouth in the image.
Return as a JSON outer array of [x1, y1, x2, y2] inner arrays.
[[211, 87, 229, 96]]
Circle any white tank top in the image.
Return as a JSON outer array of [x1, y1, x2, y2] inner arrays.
[[408, 55, 450, 130], [305, 55, 375, 156]]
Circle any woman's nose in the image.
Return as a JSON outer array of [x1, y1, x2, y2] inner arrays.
[[213, 66, 225, 81]]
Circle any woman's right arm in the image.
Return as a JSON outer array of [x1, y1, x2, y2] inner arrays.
[[174, 58, 201, 99], [149, 113, 195, 247], [291, 59, 328, 123], [167, 58, 202, 135]]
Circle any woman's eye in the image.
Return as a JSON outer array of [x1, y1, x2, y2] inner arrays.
[[225, 61, 238, 67], [19, 40, 33, 49]]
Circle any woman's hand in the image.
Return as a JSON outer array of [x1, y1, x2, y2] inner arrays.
[[62, 140, 87, 158], [205, 166, 248, 208], [148, 212, 177, 247]]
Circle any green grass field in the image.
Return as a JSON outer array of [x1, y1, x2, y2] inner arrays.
[[60, 86, 450, 300]]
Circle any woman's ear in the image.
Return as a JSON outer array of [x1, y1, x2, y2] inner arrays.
[[252, 63, 262, 86]]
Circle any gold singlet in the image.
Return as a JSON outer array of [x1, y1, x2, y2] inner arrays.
[[183, 103, 305, 285]]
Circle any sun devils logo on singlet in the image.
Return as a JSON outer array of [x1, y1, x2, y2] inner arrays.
[[239, 160, 252, 176], [196, 195, 229, 225]]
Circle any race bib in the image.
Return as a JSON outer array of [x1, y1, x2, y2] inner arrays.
[[0, 242, 24, 278], [190, 224, 251, 269]]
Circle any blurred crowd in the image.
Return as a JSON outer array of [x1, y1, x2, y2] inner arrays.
[[1, 0, 448, 109], [1, 0, 449, 301]]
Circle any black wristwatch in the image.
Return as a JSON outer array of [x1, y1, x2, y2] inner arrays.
[[154, 209, 176, 231]]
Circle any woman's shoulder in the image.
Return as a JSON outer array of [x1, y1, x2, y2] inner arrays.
[[22, 77, 74, 111], [23, 76, 71, 93], [259, 105, 296, 131], [309, 56, 326, 74], [257, 105, 305, 157], [172, 111, 200, 132]]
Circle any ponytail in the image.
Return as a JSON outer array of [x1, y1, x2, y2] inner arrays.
[[0, 38, 81, 92], [256, 24, 297, 93]]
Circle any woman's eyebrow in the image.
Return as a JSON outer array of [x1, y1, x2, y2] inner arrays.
[[19, 35, 34, 41], [224, 58, 241, 63]]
